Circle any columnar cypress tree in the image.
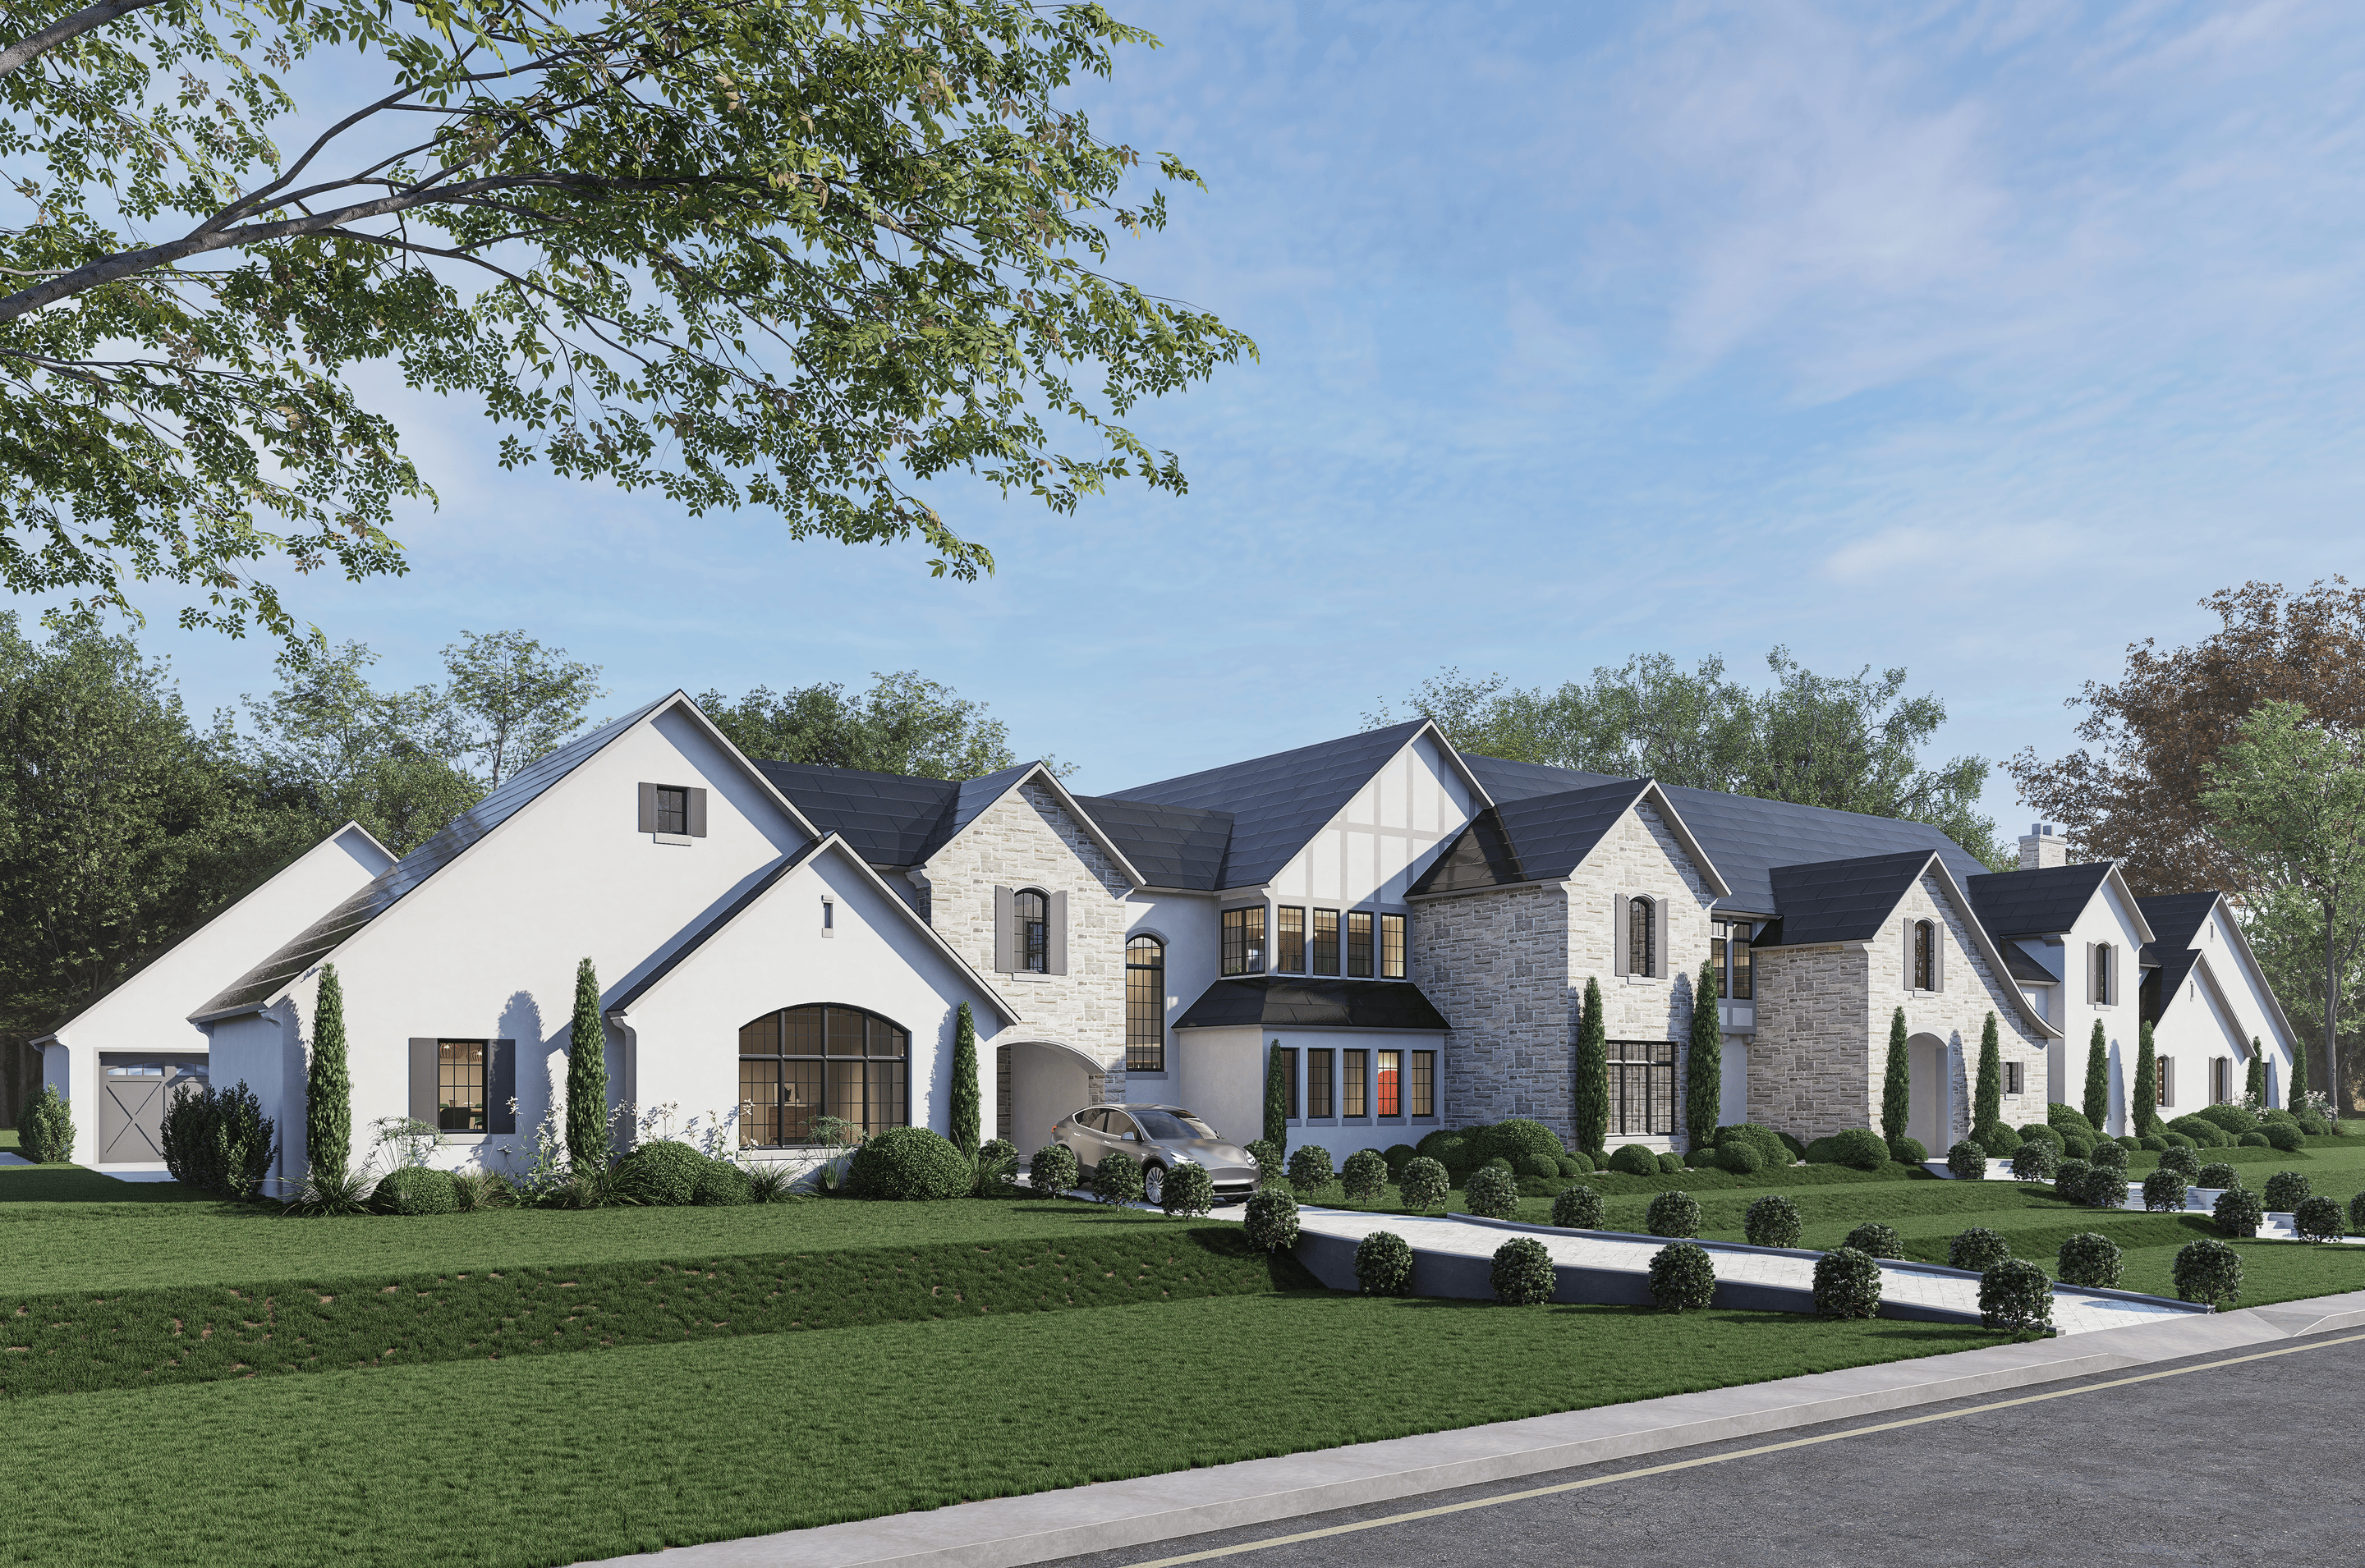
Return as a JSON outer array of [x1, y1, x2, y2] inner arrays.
[[949, 1002, 980, 1156], [1973, 1011, 2002, 1137], [1262, 1040, 1289, 1155], [306, 963, 351, 1182], [1685, 961, 1721, 1152], [1881, 1006, 1911, 1148], [2288, 1029, 2310, 1112], [1574, 977, 1609, 1158], [2083, 1020, 2110, 1134], [2246, 1043, 2266, 1105], [567, 956, 609, 1172], [2132, 1020, 2158, 1135]]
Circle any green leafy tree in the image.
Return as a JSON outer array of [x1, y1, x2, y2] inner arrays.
[[0, 0, 1250, 640], [567, 957, 608, 1172], [949, 1002, 980, 1157], [441, 632, 605, 791], [2133, 1022, 2159, 1136], [1686, 961, 1721, 1151], [700, 671, 1059, 780], [1882, 1007, 1911, 1148], [1574, 977, 1609, 1156], [2289, 1025, 2309, 1112], [1262, 1040, 1288, 1156], [2083, 1020, 2111, 1135], [1973, 1012, 2002, 1138], [306, 963, 351, 1181]]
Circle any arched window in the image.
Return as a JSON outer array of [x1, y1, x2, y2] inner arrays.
[[1126, 935, 1166, 1072], [737, 1004, 908, 1146], [1628, 896, 1655, 978], [1014, 889, 1049, 973], [2094, 942, 2114, 1006], [1913, 920, 1934, 990]]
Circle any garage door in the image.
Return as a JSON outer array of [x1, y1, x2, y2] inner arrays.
[[98, 1057, 206, 1164]]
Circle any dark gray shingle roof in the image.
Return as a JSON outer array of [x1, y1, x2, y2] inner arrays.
[[1997, 941, 2060, 983], [2144, 946, 2204, 1025], [195, 695, 671, 1020], [1104, 720, 1431, 889], [1072, 795, 1233, 890], [1964, 861, 2114, 938], [1172, 976, 1451, 1032], [1756, 850, 1940, 948], [753, 761, 959, 864], [2138, 892, 2221, 951], [1408, 781, 1646, 896]]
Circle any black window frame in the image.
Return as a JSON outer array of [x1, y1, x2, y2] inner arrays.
[[2005, 1060, 2024, 1098], [1346, 910, 1375, 979], [654, 786, 689, 836], [1306, 1048, 1334, 1120], [1278, 1047, 1298, 1120], [1343, 1049, 1368, 1118], [1014, 889, 1049, 973], [1628, 896, 1655, 978], [1221, 905, 1266, 976], [1913, 920, 1934, 991], [1380, 913, 1406, 979], [1729, 922, 1752, 1001], [1275, 906, 1306, 973], [1408, 1050, 1436, 1119], [1376, 1048, 1403, 1118], [737, 1003, 911, 1147], [437, 1039, 489, 1133], [1606, 1038, 1676, 1137], [1125, 935, 1166, 1072], [1311, 908, 1340, 975]]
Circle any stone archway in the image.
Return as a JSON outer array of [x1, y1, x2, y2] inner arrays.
[[996, 1038, 1110, 1158], [1907, 1033, 1949, 1153]]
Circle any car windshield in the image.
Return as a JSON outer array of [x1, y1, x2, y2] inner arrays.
[[1134, 1110, 1219, 1141]]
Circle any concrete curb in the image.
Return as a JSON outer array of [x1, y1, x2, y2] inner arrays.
[[574, 1286, 2365, 1568]]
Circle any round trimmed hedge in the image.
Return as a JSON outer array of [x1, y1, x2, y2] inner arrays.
[[2239, 1130, 2272, 1148], [2009, 1141, 2058, 1183], [1719, 1142, 1764, 1176], [1813, 1247, 1882, 1319], [1398, 1157, 1449, 1213], [2197, 1162, 2241, 1190], [1464, 1167, 1520, 1220], [694, 1160, 752, 1207], [2214, 1186, 2266, 1238], [1646, 1190, 1701, 1238], [1886, 1135, 1928, 1166], [1745, 1194, 1802, 1249], [2294, 1194, 2344, 1242], [2018, 1123, 2064, 1151], [1556, 1153, 1594, 1177], [2141, 1169, 2188, 1213], [1551, 1184, 1604, 1230], [1481, 1118, 1568, 1167], [2054, 1158, 2092, 1204], [1656, 1152, 1683, 1174], [2057, 1231, 2123, 1289], [1828, 1128, 1889, 1170], [1649, 1241, 1717, 1311], [2156, 1145, 2201, 1179], [1029, 1142, 1080, 1195], [2082, 1169, 2129, 1210], [1092, 1152, 1145, 1207], [614, 1140, 710, 1207], [1287, 1144, 1335, 1196], [849, 1127, 972, 1202], [374, 1166, 456, 1217], [2061, 1134, 2095, 1161], [1844, 1222, 1902, 1258], [1608, 1144, 1660, 1176], [1946, 1141, 1988, 1181], [2088, 1139, 2129, 1171], [1490, 1237, 1555, 1306], [1516, 1153, 1560, 1179], [1978, 1259, 2053, 1336], [1383, 1144, 1417, 1178], [1162, 1160, 1216, 1217], [2174, 1238, 2243, 1304], [2262, 1121, 2304, 1152], [2262, 1171, 2312, 1212], [2350, 1190, 2365, 1234], [1948, 1226, 2011, 1273], [1976, 1122, 2023, 1157], [1354, 1230, 1414, 1295], [1244, 1138, 1284, 1183], [1244, 1188, 1299, 1250], [1716, 1124, 1792, 1171], [1340, 1148, 1389, 1205]]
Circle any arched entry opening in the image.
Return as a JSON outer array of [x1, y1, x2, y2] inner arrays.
[[997, 1038, 1109, 1160], [1907, 1033, 1949, 1153]]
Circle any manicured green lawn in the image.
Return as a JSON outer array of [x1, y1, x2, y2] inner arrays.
[[0, 1291, 2005, 1568]]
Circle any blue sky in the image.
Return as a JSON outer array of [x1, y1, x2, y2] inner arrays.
[[85, 1, 2365, 829]]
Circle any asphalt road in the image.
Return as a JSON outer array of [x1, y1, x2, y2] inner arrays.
[[1045, 1329, 2365, 1568]]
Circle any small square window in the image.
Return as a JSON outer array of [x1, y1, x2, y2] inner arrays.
[[654, 787, 688, 836]]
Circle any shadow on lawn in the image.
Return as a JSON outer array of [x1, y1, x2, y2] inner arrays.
[[0, 1165, 214, 1206]]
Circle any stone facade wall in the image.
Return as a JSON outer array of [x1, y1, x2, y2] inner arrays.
[[1888, 869, 2050, 1140], [918, 780, 1132, 1090]]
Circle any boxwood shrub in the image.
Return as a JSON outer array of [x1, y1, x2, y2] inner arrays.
[[1975, 1122, 2023, 1158], [693, 1160, 751, 1207], [2196, 1103, 2259, 1136], [2061, 1135, 2095, 1161], [2262, 1171, 2312, 1211], [1649, 1240, 1717, 1311], [1557, 1153, 1595, 1177], [1948, 1226, 2011, 1272], [2197, 1162, 2240, 1190], [2157, 1145, 2201, 1178], [1481, 1118, 1568, 1166], [2174, 1237, 2243, 1304], [1340, 1148, 1389, 1205], [1656, 1152, 1684, 1174], [1813, 1246, 1883, 1318], [1244, 1138, 1284, 1183], [374, 1166, 457, 1216], [2239, 1130, 2272, 1148], [1745, 1194, 1803, 1249], [1353, 1230, 1414, 1295], [2351, 1190, 2365, 1233], [614, 1140, 710, 1206], [1715, 1123, 1793, 1170], [1887, 1135, 1928, 1166], [1029, 1142, 1080, 1195], [1829, 1128, 1890, 1171], [1287, 1144, 1336, 1197], [1609, 1144, 1660, 1176], [1490, 1237, 1555, 1306], [1464, 1166, 1520, 1220], [1844, 1222, 1902, 1258], [2017, 1123, 2064, 1151], [1398, 1157, 1449, 1213], [1383, 1144, 1417, 1178], [2089, 1139, 2129, 1171], [1946, 1140, 1988, 1181], [2262, 1121, 2304, 1152], [1646, 1190, 1701, 1238], [2082, 1169, 2129, 1210], [2294, 1194, 2344, 1242], [2214, 1186, 2266, 1237], [2057, 1231, 2123, 1289], [849, 1127, 972, 1202], [1978, 1259, 2053, 1336], [1162, 1160, 1216, 1217], [2053, 1158, 2092, 1203], [2141, 1169, 2188, 1213], [2009, 1142, 2058, 1182], [1244, 1188, 1300, 1250], [1551, 1184, 1605, 1230], [1092, 1152, 1146, 1207], [1719, 1142, 1765, 1176], [2138, 1134, 2168, 1153]]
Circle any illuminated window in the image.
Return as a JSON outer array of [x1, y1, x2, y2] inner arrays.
[[1380, 913, 1407, 979], [1275, 906, 1306, 972], [1125, 936, 1165, 1072], [1311, 909, 1340, 975], [737, 1005, 908, 1145], [1376, 1051, 1402, 1117], [1221, 906, 1266, 976], [1347, 911, 1375, 978]]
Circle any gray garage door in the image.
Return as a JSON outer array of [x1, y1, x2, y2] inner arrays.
[[98, 1057, 207, 1163]]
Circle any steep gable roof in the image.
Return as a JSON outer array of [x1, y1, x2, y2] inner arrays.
[[1408, 779, 1732, 899], [753, 761, 959, 864], [1757, 850, 1942, 948], [1964, 861, 2115, 938], [1070, 795, 1233, 890], [2138, 892, 2222, 951]]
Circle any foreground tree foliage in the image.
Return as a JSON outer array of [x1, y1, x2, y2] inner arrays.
[[0, 0, 1250, 637]]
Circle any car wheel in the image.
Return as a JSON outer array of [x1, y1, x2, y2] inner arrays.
[[1141, 1162, 1166, 1206]]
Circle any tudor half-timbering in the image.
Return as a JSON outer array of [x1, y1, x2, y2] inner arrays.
[[34, 698, 2303, 1179]]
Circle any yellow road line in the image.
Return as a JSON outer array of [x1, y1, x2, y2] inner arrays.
[[1118, 1330, 2365, 1567]]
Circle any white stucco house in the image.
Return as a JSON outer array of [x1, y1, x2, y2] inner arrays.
[[34, 694, 2300, 1182]]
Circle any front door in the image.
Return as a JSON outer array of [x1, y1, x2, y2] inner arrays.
[[99, 1058, 202, 1162]]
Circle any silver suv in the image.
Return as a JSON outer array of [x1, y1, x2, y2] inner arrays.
[[1049, 1103, 1260, 1205]]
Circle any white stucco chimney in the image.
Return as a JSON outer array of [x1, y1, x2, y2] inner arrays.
[[2018, 823, 2067, 871]]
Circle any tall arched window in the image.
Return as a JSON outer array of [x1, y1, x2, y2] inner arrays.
[[1126, 935, 1166, 1073], [737, 1004, 908, 1146], [1013, 889, 1048, 973], [1628, 896, 1655, 978], [1913, 920, 1934, 990]]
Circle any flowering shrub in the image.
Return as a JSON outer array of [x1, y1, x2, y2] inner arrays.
[[1398, 1157, 1449, 1213], [1646, 1190, 1701, 1238], [1813, 1247, 1882, 1318], [1489, 1237, 1554, 1305], [1948, 1227, 2011, 1272], [1464, 1167, 1520, 1220], [1844, 1222, 1902, 1259], [1745, 1194, 1802, 1249], [2214, 1187, 2266, 1238], [1354, 1230, 1414, 1295], [1979, 1259, 2053, 1336], [1244, 1188, 1300, 1251], [1340, 1149, 1389, 1205], [1649, 1241, 1717, 1310], [2174, 1238, 2243, 1304], [1551, 1185, 1605, 1229], [2141, 1169, 2188, 1213], [2056, 1232, 2123, 1289]]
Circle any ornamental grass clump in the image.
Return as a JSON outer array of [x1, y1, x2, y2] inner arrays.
[[1244, 1188, 1299, 1251], [1287, 1144, 1335, 1199], [1340, 1149, 1389, 1205], [1813, 1247, 1882, 1318], [1551, 1185, 1604, 1230], [2009, 1141, 2057, 1183], [2214, 1186, 2266, 1238], [2056, 1232, 2124, 1289], [2293, 1194, 2344, 1242], [1979, 1259, 2053, 1336], [1646, 1190, 1701, 1238], [1398, 1157, 1449, 1214], [1844, 1222, 1902, 1259], [1161, 1161, 1215, 1218], [450, 1168, 516, 1212], [1091, 1152, 1145, 1208], [1744, 1194, 1802, 1249], [1946, 1140, 1987, 1181], [2174, 1238, 2243, 1305], [1490, 1237, 1555, 1306], [1028, 1142, 1079, 1196], [1948, 1227, 2011, 1273], [2262, 1171, 2312, 1212], [1464, 1167, 1520, 1220], [1354, 1230, 1414, 1296], [2197, 1162, 2241, 1190], [2142, 1169, 2188, 1214], [745, 1163, 799, 1204], [280, 1165, 379, 1217], [1649, 1241, 1717, 1311]]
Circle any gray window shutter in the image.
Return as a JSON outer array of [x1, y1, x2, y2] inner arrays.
[[1047, 890, 1068, 974], [1613, 894, 1629, 977], [409, 1038, 438, 1124], [1903, 922, 1915, 989], [489, 1039, 517, 1135], [994, 885, 1015, 972], [2084, 942, 2096, 1005], [1650, 898, 1665, 978], [687, 787, 707, 837], [637, 782, 657, 834], [1932, 926, 1945, 992]]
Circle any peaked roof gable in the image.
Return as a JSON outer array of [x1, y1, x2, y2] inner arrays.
[[1408, 779, 1733, 899], [2136, 891, 2301, 1052], [753, 760, 960, 864], [1963, 861, 2115, 938]]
